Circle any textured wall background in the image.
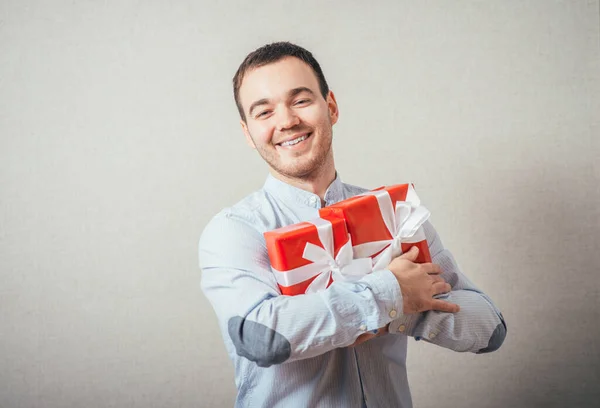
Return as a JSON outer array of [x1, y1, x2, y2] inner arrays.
[[1, 1, 599, 407]]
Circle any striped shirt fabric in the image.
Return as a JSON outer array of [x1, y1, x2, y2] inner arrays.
[[199, 174, 506, 408]]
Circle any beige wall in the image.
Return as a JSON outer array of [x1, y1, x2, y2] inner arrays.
[[1, 1, 598, 407]]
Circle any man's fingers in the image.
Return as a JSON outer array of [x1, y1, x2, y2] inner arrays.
[[430, 299, 460, 313], [430, 275, 445, 285], [432, 281, 451, 295], [349, 332, 377, 347], [422, 263, 442, 275], [399, 246, 419, 261], [349, 325, 389, 347]]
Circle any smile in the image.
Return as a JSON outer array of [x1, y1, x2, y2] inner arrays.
[[278, 133, 311, 147]]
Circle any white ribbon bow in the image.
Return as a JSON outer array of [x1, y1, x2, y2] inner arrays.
[[302, 236, 372, 294], [271, 218, 372, 294], [352, 186, 431, 271]]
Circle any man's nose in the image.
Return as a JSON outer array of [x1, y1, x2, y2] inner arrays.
[[275, 107, 300, 131]]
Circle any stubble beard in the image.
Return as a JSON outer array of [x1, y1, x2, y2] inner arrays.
[[251, 127, 334, 182]]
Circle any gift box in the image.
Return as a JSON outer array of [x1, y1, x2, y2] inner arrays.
[[319, 184, 432, 270], [264, 217, 372, 296]]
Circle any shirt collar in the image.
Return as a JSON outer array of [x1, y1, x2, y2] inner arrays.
[[263, 172, 345, 209]]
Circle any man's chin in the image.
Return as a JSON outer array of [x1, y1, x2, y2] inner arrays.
[[271, 162, 321, 180]]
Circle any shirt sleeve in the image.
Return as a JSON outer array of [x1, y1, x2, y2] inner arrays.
[[199, 210, 404, 367], [387, 221, 507, 353]]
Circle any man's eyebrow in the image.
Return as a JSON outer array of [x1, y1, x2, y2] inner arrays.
[[248, 98, 270, 117], [289, 87, 315, 98]]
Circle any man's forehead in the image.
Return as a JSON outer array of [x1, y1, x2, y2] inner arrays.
[[239, 57, 320, 101]]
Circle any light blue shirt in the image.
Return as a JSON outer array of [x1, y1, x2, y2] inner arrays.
[[199, 174, 506, 408]]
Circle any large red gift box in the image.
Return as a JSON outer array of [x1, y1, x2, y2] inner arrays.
[[264, 217, 371, 296], [319, 184, 432, 270]]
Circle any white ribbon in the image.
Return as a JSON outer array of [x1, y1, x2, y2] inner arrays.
[[352, 185, 431, 271], [271, 218, 372, 294]]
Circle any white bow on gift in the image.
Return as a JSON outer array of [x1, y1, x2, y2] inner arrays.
[[271, 218, 372, 294], [352, 185, 431, 271]]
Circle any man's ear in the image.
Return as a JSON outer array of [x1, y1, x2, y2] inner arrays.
[[327, 91, 339, 125], [241, 120, 256, 149]]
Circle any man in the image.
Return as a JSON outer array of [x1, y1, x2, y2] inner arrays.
[[199, 42, 506, 407]]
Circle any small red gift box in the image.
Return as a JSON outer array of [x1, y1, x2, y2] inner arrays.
[[319, 184, 432, 270], [264, 217, 372, 296]]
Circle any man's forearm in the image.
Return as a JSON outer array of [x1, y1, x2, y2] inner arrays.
[[386, 220, 507, 353], [389, 289, 506, 353], [203, 267, 405, 366]]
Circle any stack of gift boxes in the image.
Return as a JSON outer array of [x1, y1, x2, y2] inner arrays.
[[264, 183, 433, 296]]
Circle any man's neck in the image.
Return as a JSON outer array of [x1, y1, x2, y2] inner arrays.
[[269, 162, 336, 202]]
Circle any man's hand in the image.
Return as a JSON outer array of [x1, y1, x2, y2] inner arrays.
[[348, 246, 457, 348], [388, 246, 460, 314], [349, 325, 389, 347]]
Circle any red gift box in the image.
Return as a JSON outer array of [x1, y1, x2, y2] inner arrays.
[[319, 184, 432, 270], [264, 217, 372, 296]]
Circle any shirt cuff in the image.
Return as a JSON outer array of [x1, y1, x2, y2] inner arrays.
[[387, 312, 422, 336], [358, 269, 404, 328]]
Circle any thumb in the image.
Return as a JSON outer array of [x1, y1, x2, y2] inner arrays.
[[399, 246, 419, 262]]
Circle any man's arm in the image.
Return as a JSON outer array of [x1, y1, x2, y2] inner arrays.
[[199, 210, 404, 367], [388, 221, 507, 353]]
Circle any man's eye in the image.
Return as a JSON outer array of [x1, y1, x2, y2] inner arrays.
[[294, 99, 310, 106], [256, 110, 271, 119]]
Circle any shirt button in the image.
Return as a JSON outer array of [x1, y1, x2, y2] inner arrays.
[[389, 309, 397, 318], [309, 196, 317, 205], [429, 332, 437, 339], [398, 324, 406, 332], [359, 324, 367, 331]]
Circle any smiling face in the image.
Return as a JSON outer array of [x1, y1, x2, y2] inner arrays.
[[238, 57, 339, 181]]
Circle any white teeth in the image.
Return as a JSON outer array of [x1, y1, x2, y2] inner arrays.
[[280, 134, 308, 147]]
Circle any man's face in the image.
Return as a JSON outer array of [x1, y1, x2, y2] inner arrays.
[[238, 57, 339, 180]]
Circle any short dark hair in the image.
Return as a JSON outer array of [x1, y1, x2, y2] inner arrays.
[[233, 42, 330, 122]]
